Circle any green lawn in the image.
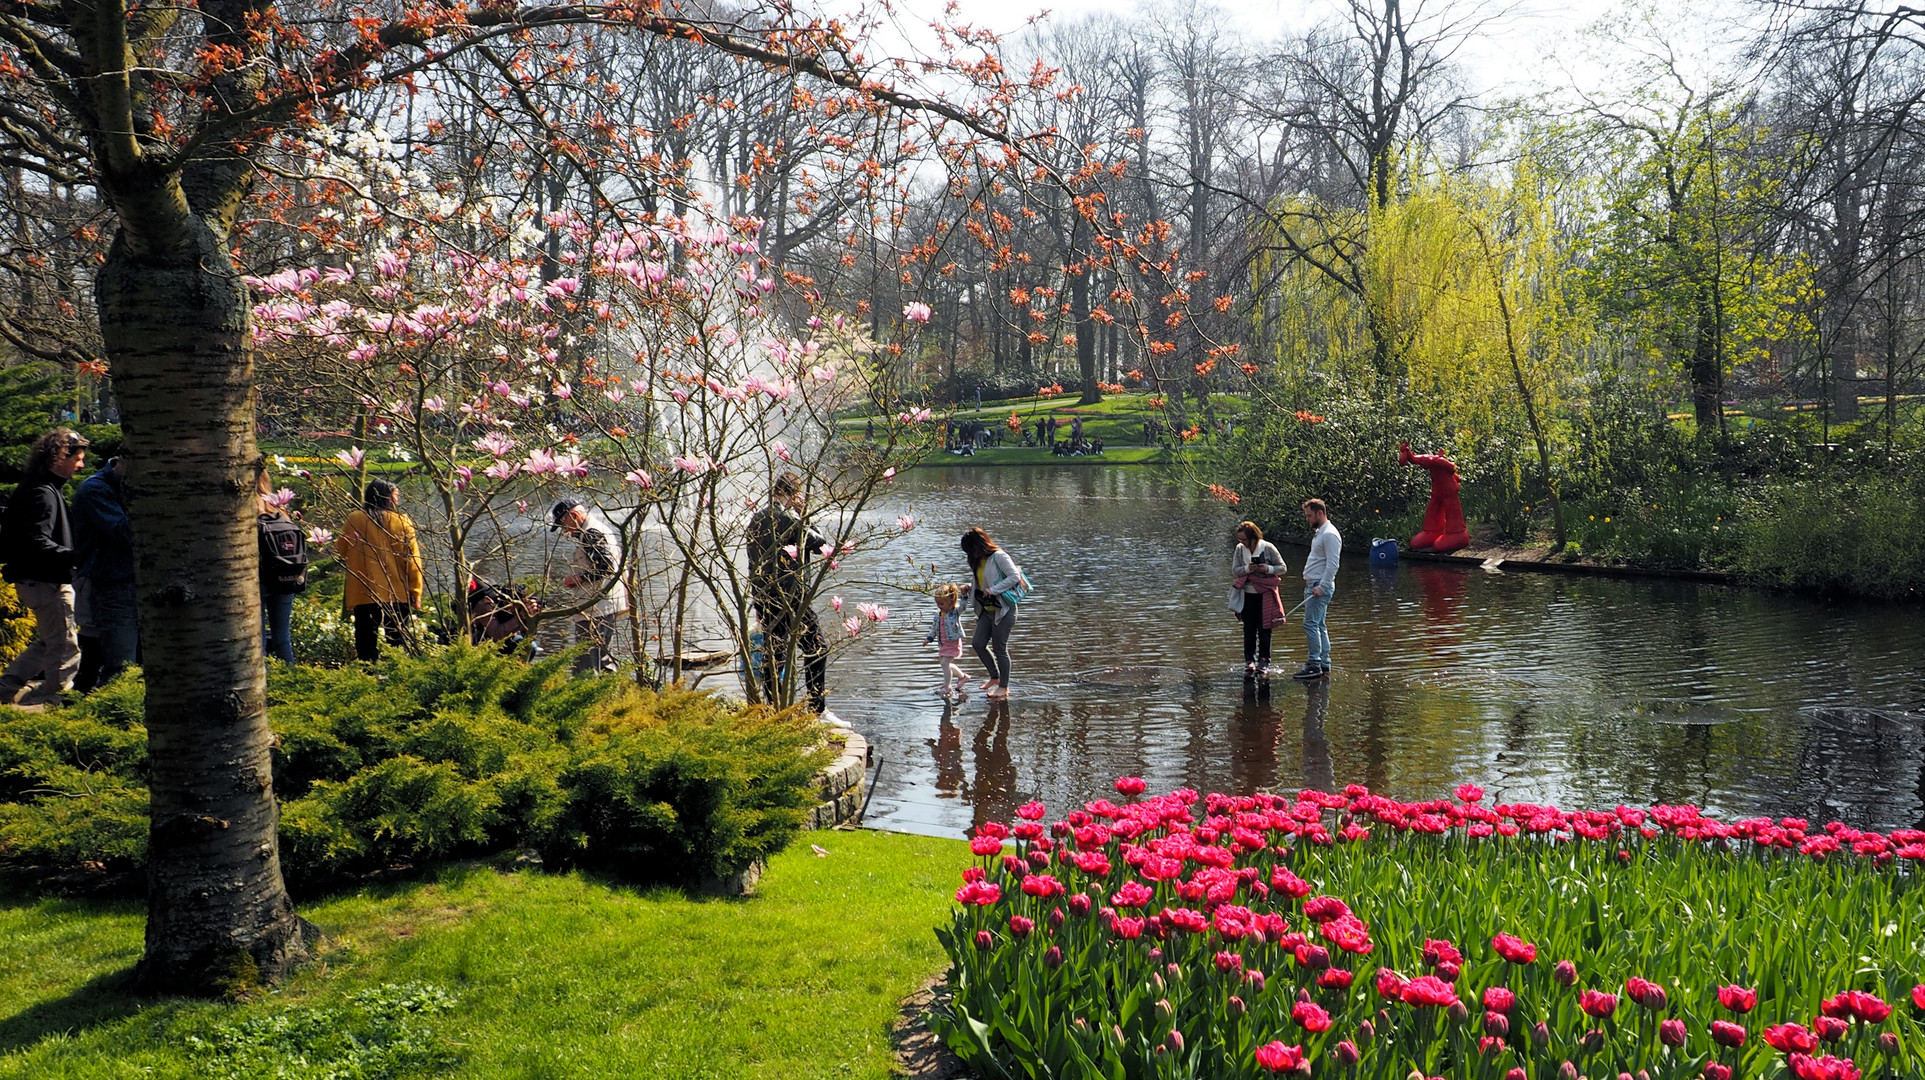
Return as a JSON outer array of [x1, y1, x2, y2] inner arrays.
[[0, 830, 963, 1079]]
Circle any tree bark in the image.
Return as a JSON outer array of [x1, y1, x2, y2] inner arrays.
[[97, 219, 314, 994]]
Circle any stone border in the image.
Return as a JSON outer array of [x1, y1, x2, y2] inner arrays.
[[805, 730, 869, 831], [894, 975, 973, 1079]]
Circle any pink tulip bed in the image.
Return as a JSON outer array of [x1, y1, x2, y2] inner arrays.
[[932, 780, 1925, 1080]]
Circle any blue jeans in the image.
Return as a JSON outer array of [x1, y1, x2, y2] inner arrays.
[[1301, 584, 1333, 666], [263, 592, 296, 664], [87, 579, 141, 686]]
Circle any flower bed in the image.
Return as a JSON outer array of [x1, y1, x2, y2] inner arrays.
[[933, 781, 1925, 1080]]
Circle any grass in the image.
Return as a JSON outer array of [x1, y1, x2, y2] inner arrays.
[[0, 829, 964, 1079]]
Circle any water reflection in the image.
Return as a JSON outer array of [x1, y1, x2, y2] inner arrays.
[[838, 466, 1925, 837]]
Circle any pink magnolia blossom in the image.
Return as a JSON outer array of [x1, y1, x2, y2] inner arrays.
[[305, 527, 334, 546], [772, 441, 793, 464], [321, 265, 353, 285], [604, 385, 626, 404], [454, 466, 473, 491], [882, 467, 896, 480], [552, 383, 573, 400], [422, 396, 446, 413], [473, 432, 516, 457], [542, 277, 580, 297], [346, 343, 378, 363], [831, 596, 844, 612], [903, 301, 933, 323], [843, 616, 862, 635], [819, 543, 835, 559], [672, 455, 708, 475], [521, 448, 558, 475], [484, 459, 519, 480], [782, 544, 800, 559], [898, 514, 917, 531], [263, 488, 296, 509], [625, 469, 654, 489], [491, 380, 512, 396], [334, 446, 365, 469], [552, 452, 589, 478]]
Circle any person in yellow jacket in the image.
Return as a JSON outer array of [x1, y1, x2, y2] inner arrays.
[[334, 478, 423, 661]]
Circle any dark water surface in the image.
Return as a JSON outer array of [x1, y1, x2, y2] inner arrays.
[[828, 465, 1925, 838]]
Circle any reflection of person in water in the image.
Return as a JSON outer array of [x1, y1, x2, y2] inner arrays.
[[970, 698, 1018, 829], [930, 701, 967, 799], [1301, 679, 1334, 793], [1227, 682, 1283, 794]]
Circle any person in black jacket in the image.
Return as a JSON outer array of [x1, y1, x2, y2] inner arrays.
[[745, 471, 828, 712], [0, 429, 89, 706], [71, 456, 138, 691]]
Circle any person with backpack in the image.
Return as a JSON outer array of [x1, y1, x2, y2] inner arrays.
[[334, 478, 422, 662], [257, 472, 308, 664], [70, 456, 138, 690], [746, 472, 829, 712], [0, 429, 89, 706], [959, 526, 1028, 700]]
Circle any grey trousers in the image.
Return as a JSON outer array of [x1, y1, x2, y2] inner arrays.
[[1, 580, 80, 703], [971, 607, 1016, 687], [574, 613, 623, 675]]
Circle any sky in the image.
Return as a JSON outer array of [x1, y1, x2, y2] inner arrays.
[[841, 0, 1759, 102]]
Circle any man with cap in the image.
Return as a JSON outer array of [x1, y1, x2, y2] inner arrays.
[[549, 497, 628, 675]]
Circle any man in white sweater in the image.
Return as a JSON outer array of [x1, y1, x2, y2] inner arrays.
[[1291, 498, 1341, 681]]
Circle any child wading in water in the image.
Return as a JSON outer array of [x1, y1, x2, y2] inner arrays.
[[924, 584, 969, 701]]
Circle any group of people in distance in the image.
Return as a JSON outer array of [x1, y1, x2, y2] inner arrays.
[[0, 426, 629, 707]]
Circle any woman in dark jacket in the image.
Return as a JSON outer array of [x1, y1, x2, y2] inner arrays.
[[960, 527, 1025, 700], [0, 428, 89, 705]]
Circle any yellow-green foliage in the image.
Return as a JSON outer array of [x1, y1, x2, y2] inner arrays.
[[0, 579, 30, 665]]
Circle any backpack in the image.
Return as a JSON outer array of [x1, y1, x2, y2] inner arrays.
[[258, 513, 310, 595]]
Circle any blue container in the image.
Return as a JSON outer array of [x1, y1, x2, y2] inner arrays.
[[1369, 538, 1400, 566]]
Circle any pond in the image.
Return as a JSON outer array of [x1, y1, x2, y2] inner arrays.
[[828, 464, 1925, 837]]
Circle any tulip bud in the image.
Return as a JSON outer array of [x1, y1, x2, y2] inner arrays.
[[1358, 1020, 1375, 1045], [1167, 1029, 1184, 1052], [1073, 1017, 1088, 1030], [1049, 907, 1065, 929], [1044, 946, 1063, 969], [974, 930, 993, 951], [1155, 998, 1173, 1021], [1816, 1016, 1848, 1043], [1532, 1021, 1550, 1047], [1703, 1064, 1732, 1080], [1336, 1040, 1360, 1065], [1148, 947, 1163, 962], [1582, 1028, 1605, 1053], [1507, 1070, 1527, 1080], [1167, 963, 1182, 978], [1378, 1008, 1392, 1030], [1228, 995, 1246, 1017], [1559, 1062, 1579, 1080], [1879, 1032, 1900, 1055], [1409, 1071, 1427, 1080], [1485, 1011, 1511, 1038], [1069, 894, 1091, 916], [1660, 1019, 1686, 1046], [1448, 1001, 1470, 1024], [1112, 1025, 1126, 1045], [1151, 972, 1165, 995], [1244, 969, 1266, 992], [1297, 987, 1312, 1004], [1619, 1073, 1634, 1080], [1554, 960, 1578, 986], [1643, 986, 1667, 1011], [1639, 1071, 1652, 1080]]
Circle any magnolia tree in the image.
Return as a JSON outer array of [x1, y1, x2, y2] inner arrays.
[[245, 139, 937, 702]]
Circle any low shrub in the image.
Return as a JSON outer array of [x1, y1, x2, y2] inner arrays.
[[1731, 479, 1925, 598], [935, 781, 1925, 1080], [1567, 479, 1742, 569], [0, 646, 831, 889], [0, 580, 31, 666]]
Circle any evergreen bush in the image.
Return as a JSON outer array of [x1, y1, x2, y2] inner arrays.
[[0, 646, 831, 889]]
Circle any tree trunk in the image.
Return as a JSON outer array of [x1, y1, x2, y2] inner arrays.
[[1690, 291, 1724, 435], [96, 220, 314, 995]]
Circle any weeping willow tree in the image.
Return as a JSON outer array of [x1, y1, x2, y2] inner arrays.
[[1232, 153, 1592, 538]]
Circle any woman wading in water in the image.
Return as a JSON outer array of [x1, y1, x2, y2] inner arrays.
[[960, 527, 1025, 700]]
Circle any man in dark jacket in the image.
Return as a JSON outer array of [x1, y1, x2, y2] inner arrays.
[[71, 457, 137, 691], [0, 429, 88, 705], [745, 471, 828, 712]]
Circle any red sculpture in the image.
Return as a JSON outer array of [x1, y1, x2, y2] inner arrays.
[[1400, 442, 1470, 553]]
